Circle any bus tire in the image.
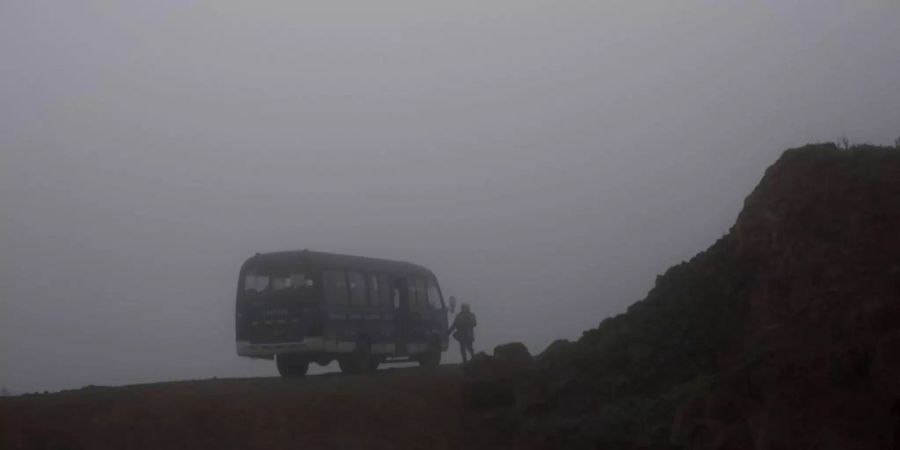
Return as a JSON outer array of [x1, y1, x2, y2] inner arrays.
[[418, 342, 442, 368], [276, 354, 309, 377]]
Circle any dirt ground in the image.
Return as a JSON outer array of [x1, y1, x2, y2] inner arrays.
[[0, 366, 465, 450]]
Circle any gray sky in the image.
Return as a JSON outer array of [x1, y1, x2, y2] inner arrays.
[[2, 0, 898, 393]]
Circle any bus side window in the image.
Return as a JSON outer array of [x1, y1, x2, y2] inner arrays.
[[367, 274, 389, 307], [244, 274, 269, 292], [366, 274, 379, 306], [348, 271, 367, 306], [393, 286, 401, 309], [290, 273, 310, 288], [407, 278, 418, 310], [324, 270, 349, 305], [378, 274, 391, 307], [416, 278, 429, 310]]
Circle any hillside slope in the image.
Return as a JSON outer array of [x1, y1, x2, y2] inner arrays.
[[475, 144, 900, 449]]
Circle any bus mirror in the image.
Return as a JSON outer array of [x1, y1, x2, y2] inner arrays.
[[448, 296, 456, 313]]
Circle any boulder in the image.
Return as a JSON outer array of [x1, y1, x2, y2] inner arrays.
[[493, 342, 534, 368]]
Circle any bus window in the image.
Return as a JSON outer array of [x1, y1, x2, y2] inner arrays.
[[416, 278, 429, 310], [378, 275, 391, 306], [408, 277, 429, 311], [245, 273, 310, 292], [244, 274, 269, 292], [406, 279, 418, 309], [367, 274, 385, 306], [290, 273, 311, 288], [426, 279, 443, 309], [348, 271, 367, 306], [324, 271, 349, 305]]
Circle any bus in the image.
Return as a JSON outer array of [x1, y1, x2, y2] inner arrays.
[[235, 250, 449, 376]]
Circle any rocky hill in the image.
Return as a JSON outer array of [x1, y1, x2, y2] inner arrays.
[[464, 143, 900, 449]]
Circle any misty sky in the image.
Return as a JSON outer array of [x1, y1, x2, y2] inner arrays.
[[2, 1, 899, 393]]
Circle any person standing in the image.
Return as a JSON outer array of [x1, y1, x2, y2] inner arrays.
[[448, 303, 477, 363]]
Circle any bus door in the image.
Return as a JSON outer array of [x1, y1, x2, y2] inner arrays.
[[392, 277, 411, 356]]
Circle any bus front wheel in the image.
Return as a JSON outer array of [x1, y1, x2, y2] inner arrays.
[[276, 354, 310, 377], [418, 343, 442, 368]]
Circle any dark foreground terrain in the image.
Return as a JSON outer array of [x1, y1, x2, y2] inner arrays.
[[4, 144, 900, 450], [0, 367, 465, 450]]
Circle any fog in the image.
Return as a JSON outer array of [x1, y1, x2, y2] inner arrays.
[[1, 1, 898, 393]]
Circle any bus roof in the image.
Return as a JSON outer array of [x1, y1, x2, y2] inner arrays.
[[242, 250, 435, 278]]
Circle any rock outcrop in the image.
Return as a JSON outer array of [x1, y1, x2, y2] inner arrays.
[[493, 342, 535, 368], [463, 144, 900, 449]]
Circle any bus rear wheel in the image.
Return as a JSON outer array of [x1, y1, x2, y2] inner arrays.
[[276, 354, 310, 377]]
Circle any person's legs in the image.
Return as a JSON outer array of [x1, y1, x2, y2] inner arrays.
[[459, 340, 469, 363], [463, 340, 475, 362]]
